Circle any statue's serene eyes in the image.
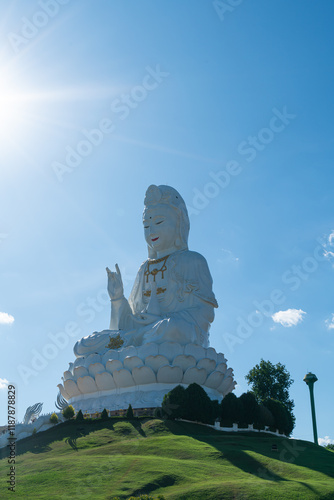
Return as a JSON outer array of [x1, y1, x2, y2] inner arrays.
[[143, 217, 164, 228]]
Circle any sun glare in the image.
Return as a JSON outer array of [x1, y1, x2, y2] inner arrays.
[[0, 72, 29, 141]]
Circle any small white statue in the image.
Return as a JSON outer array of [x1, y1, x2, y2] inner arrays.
[[74, 185, 218, 357]]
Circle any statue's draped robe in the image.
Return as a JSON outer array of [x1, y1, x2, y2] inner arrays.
[[74, 250, 218, 357]]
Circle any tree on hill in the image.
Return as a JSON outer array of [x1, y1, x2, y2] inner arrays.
[[245, 359, 295, 433]]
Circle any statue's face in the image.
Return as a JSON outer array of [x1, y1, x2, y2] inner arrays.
[[143, 204, 178, 253]]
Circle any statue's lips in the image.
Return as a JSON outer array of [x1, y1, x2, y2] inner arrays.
[[151, 237, 159, 241]]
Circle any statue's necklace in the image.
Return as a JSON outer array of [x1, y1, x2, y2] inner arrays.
[[144, 255, 169, 283]]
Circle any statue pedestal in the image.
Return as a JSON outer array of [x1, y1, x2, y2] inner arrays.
[[58, 341, 236, 413]]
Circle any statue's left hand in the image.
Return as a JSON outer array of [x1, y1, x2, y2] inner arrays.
[[106, 264, 124, 301]]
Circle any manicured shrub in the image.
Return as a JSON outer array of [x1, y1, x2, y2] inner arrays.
[[50, 412, 59, 424], [183, 383, 215, 424], [75, 409, 84, 421], [211, 399, 220, 421], [238, 392, 259, 425], [125, 404, 134, 419], [101, 408, 109, 420], [220, 392, 242, 425], [257, 404, 275, 428], [162, 385, 186, 419], [153, 407, 162, 418], [62, 405, 75, 420], [263, 399, 293, 436]]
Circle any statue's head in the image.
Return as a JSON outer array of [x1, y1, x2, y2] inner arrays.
[[143, 185, 190, 258]]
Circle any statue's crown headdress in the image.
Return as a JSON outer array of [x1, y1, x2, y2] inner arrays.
[[144, 184, 185, 211]]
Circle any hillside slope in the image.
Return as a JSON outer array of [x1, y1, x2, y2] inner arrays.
[[1, 418, 334, 499]]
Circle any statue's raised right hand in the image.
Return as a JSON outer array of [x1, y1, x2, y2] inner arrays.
[[106, 264, 124, 301]]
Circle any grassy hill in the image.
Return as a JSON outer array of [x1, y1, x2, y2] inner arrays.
[[1, 418, 334, 499]]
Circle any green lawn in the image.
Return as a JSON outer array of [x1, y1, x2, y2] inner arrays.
[[0, 418, 334, 499]]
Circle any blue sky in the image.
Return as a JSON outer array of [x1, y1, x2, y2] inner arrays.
[[0, 0, 333, 445]]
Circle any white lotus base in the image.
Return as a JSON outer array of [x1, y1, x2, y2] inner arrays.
[[58, 341, 236, 412]]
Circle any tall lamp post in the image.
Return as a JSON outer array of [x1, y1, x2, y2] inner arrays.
[[303, 372, 318, 445]]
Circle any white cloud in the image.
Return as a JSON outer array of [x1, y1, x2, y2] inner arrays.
[[0, 312, 14, 325], [272, 309, 306, 327], [324, 250, 334, 259], [318, 435, 334, 446], [0, 378, 9, 390], [329, 231, 334, 246], [325, 314, 334, 330], [323, 230, 334, 263]]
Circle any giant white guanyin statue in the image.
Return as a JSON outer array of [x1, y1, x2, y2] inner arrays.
[[74, 184, 218, 356], [58, 185, 235, 413]]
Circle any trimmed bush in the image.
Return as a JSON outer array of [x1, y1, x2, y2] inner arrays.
[[211, 399, 220, 421], [221, 392, 242, 425], [257, 404, 275, 428], [75, 409, 84, 421], [162, 385, 186, 419], [50, 412, 59, 424], [238, 392, 259, 425], [101, 408, 109, 420], [62, 405, 75, 420], [153, 407, 162, 419], [263, 399, 293, 436], [125, 404, 134, 419], [183, 383, 215, 424]]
